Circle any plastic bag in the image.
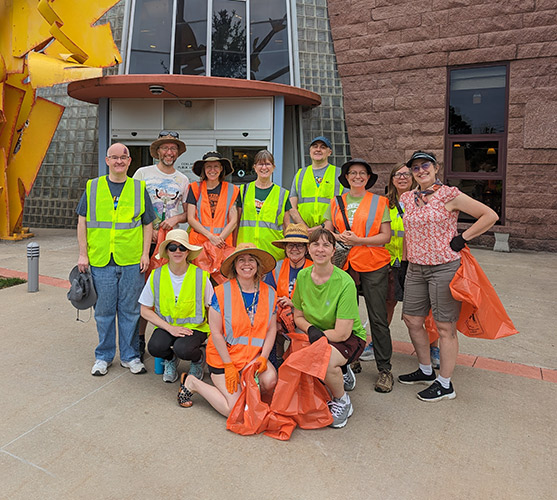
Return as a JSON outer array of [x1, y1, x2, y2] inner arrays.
[[192, 240, 235, 284], [147, 227, 169, 277]]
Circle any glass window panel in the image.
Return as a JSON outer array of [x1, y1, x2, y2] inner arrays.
[[174, 0, 207, 75], [250, 0, 290, 84], [164, 100, 215, 130], [447, 178, 503, 223], [211, 0, 247, 78], [129, 0, 173, 74], [450, 141, 499, 173], [449, 66, 506, 134], [217, 146, 260, 184]]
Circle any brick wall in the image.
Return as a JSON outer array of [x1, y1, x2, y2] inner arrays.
[[328, 0, 557, 251]]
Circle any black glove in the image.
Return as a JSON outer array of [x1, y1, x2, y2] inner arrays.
[[450, 234, 467, 252], [307, 325, 325, 344]]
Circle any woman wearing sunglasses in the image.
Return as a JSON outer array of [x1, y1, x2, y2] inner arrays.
[[398, 151, 498, 402], [138, 229, 213, 384]]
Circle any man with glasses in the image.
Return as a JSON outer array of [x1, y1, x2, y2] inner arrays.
[[76, 143, 155, 376]]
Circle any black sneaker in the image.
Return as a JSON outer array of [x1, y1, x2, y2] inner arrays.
[[397, 368, 436, 385], [417, 381, 456, 402]]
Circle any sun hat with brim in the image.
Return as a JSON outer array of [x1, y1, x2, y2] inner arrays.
[[272, 223, 310, 249], [157, 229, 203, 261], [406, 150, 437, 168], [67, 266, 97, 310], [192, 151, 234, 177], [150, 132, 187, 160], [338, 158, 378, 190], [220, 242, 276, 279]]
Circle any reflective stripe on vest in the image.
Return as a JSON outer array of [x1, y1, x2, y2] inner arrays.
[[238, 184, 286, 232], [386, 204, 405, 265], [295, 165, 341, 227], [196, 181, 235, 234]]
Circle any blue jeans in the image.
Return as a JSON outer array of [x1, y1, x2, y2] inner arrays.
[[91, 264, 144, 363]]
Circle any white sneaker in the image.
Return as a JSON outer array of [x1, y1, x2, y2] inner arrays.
[[163, 355, 179, 383], [91, 360, 111, 376], [121, 358, 147, 374], [329, 395, 354, 429]]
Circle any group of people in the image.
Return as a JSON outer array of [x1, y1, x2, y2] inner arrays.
[[76, 131, 498, 430]]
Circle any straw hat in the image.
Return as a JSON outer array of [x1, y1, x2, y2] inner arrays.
[[220, 242, 276, 279], [150, 131, 187, 160], [192, 151, 234, 177], [272, 223, 310, 249], [157, 229, 202, 261], [338, 158, 378, 190]]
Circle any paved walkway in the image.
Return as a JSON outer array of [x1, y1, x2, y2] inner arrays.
[[1, 229, 556, 499]]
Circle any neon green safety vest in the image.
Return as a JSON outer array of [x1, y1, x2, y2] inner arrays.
[[86, 176, 145, 267], [294, 164, 342, 227], [385, 204, 405, 266], [150, 264, 210, 332], [237, 182, 288, 260]]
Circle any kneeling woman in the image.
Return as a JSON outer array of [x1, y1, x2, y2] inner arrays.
[[292, 228, 366, 429], [178, 243, 278, 416], [139, 229, 213, 383]]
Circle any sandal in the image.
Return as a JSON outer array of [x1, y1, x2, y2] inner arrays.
[[177, 373, 194, 408]]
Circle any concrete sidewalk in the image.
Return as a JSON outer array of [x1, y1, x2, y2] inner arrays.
[[1, 229, 556, 499]]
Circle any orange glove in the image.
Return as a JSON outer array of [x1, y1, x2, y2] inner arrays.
[[255, 356, 267, 374], [224, 362, 240, 394]]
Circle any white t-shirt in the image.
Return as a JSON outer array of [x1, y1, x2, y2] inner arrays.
[[133, 165, 189, 227], [139, 268, 214, 307]]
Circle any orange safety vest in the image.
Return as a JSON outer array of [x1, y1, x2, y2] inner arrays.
[[206, 280, 276, 371], [189, 181, 239, 246], [330, 192, 391, 273], [274, 258, 312, 298]]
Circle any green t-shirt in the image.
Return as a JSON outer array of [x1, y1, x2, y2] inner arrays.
[[241, 184, 292, 214], [324, 193, 390, 226], [292, 266, 366, 341]]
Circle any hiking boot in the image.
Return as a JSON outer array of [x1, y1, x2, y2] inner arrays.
[[430, 346, 440, 369], [398, 368, 436, 385], [163, 355, 179, 383], [91, 360, 111, 376], [188, 347, 205, 381], [417, 380, 456, 402], [329, 395, 353, 428], [359, 343, 375, 361], [374, 370, 394, 393], [120, 358, 147, 374], [343, 363, 356, 391]]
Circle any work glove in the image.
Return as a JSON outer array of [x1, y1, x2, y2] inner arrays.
[[307, 325, 325, 344], [450, 234, 467, 252], [255, 356, 267, 374], [224, 362, 240, 394]]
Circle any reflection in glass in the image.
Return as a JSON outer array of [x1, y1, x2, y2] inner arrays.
[[448, 178, 502, 223], [211, 0, 247, 78], [164, 100, 215, 130], [217, 146, 260, 184], [129, 0, 173, 74], [451, 141, 499, 173], [449, 66, 506, 134], [174, 0, 207, 75], [250, 0, 289, 84]]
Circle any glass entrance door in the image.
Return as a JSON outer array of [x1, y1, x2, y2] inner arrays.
[[217, 145, 269, 185]]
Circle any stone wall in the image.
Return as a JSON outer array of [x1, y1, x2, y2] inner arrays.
[[327, 0, 557, 251]]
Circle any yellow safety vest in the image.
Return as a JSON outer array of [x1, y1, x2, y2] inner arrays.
[[237, 182, 288, 260], [294, 164, 342, 227], [385, 204, 405, 266], [150, 264, 210, 332], [86, 176, 145, 267]]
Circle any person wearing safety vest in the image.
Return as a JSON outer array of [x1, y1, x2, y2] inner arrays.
[[237, 150, 296, 261], [138, 229, 213, 387], [289, 136, 343, 232], [186, 151, 240, 282], [177, 243, 278, 416], [76, 143, 155, 377], [324, 158, 394, 394]]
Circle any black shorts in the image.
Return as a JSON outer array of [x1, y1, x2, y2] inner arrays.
[[329, 333, 366, 364], [208, 364, 225, 375]]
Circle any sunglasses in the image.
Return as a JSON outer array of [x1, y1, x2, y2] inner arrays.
[[159, 130, 179, 138], [411, 161, 433, 172], [167, 243, 187, 252]]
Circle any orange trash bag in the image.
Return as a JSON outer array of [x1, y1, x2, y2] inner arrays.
[[192, 241, 235, 284], [146, 227, 169, 277]]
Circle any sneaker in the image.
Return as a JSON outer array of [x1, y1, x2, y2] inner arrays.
[[359, 343, 375, 361], [163, 355, 179, 383], [343, 363, 356, 391], [430, 346, 440, 369], [374, 370, 394, 393], [120, 358, 147, 374], [187, 347, 205, 381], [91, 360, 111, 376], [417, 380, 456, 402], [329, 395, 354, 428], [177, 373, 194, 408], [398, 368, 436, 385]]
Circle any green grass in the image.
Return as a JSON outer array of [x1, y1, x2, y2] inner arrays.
[[0, 277, 27, 289]]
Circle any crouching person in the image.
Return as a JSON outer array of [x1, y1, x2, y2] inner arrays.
[[139, 230, 213, 383], [177, 243, 278, 416]]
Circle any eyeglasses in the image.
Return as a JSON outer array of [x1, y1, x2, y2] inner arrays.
[[159, 146, 179, 152], [167, 243, 187, 252], [255, 162, 273, 167], [411, 161, 433, 172], [286, 243, 306, 250], [393, 172, 412, 179], [107, 155, 130, 161], [159, 130, 179, 138], [347, 171, 369, 177]]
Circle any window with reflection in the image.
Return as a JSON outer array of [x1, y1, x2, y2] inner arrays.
[[174, 0, 207, 75], [211, 0, 247, 78]]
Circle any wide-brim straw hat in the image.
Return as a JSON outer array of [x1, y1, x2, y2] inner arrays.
[[150, 133, 187, 160], [220, 242, 276, 279], [272, 223, 310, 249], [338, 158, 378, 190], [192, 151, 234, 177], [157, 229, 202, 261]]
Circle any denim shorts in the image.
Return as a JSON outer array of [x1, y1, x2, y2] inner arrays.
[[402, 259, 462, 323]]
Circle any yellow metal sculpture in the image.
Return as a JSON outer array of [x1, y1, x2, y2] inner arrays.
[[0, 0, 121, 239]]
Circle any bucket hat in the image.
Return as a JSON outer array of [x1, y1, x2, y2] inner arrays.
[[150, 131, 187, 159], [338, 158, 378, 190], [67, 266, 97, 310], [192, 151, 233, 177]]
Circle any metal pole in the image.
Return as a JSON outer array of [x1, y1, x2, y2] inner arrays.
[[27, 242, 39, 292]]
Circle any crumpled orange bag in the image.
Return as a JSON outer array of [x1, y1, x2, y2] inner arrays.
[[146, 227, 169, 278], [192, 240, 235, 284]]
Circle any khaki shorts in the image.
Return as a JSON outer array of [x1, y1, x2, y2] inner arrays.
[[402, 260, 462, 323]]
